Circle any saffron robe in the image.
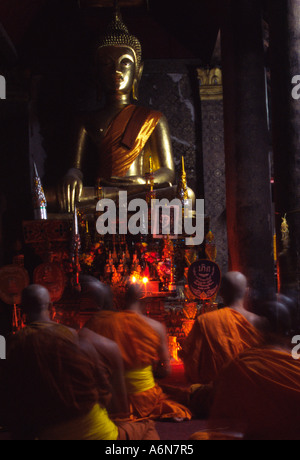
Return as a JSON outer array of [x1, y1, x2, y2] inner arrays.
[[85, 311, 192, 421], [209, 348, 300, 440], [181, 308, 263, 384], [98, 104, 162, 179], [4, 325, 159, 440], [39, 404, 159, 441], [4, 326, 107, 439]]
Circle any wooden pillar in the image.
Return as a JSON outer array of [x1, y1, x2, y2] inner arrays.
[[268, 0, 300, 302], [221, 0, 275, 294]]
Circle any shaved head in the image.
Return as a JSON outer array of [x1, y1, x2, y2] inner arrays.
[[79, 275, 114, 311], [124, 281, 143, 310], [21, 285, 51, 317], [220, 272, 248, 306], [261, 301, 291, 337]]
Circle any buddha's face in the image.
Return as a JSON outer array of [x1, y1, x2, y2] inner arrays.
[[97, 45, 136, 96]]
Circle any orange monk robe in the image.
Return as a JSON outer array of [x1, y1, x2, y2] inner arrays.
[[181, 308, 263, 384], [98, 104, 162, 180], [208, 348, 300, 440], [3, 326, 108, 439], [85, 311, 192, 421], [22, 322, 121, 415], [4, 326, 159, 440]]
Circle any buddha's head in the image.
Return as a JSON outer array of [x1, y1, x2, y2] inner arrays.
[[96, 2, 143, 100]]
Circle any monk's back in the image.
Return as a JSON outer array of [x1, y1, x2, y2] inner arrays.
[[211, 348, 300, 440], [198, 308, 262, 350], [4, 327, 101, 439], [85, 310, 160, 371], [181, 307, 263, 384]]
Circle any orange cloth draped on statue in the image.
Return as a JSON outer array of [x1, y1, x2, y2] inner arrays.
[[181, 308, 264, 384], [85, 311, 192, 420], [98, 104, 162, 179], [208, 348, 300, 440]]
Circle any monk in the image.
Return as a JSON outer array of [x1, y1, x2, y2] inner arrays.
[[180, 272, 265, 385], [84, 278, 192, 421], [20, 284, 77, 338], [191, 301, 300, 440], [20, 284, 129, 419], [124, 282, 171, 379], [3, 326, 159, 440], [77, 277, 129, 418]]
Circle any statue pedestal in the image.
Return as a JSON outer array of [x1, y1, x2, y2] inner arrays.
[[21, 217, 212, 339], [23, 219, 72, 262]]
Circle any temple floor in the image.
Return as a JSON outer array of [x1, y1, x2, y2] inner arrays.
[[0, 421, 210, 442], [0, 361, 210, 441], [155, 419, 208, 441], [155, 361, 209, 440]]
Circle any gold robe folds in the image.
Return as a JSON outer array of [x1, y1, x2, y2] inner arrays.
[[98, 104, 162, 179]]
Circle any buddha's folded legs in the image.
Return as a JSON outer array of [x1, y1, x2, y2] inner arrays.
[[46, 185, 195, 214]]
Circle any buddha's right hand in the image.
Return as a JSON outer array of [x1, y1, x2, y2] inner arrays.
[[58, 168, 83, 213]]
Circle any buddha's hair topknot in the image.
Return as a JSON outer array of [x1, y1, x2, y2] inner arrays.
[[98, 1, 142, 70]]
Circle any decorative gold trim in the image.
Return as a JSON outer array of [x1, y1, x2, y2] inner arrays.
[[197, 68, 223, 101]]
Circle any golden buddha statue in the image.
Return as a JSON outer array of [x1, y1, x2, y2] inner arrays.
[[47, 1, 194, 213]]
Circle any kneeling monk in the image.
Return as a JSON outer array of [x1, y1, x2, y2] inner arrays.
[[191, 301, 299, 440], [180, 272, 265, 384], [84, 279, 191, 421], [3, 326, 159, 440]]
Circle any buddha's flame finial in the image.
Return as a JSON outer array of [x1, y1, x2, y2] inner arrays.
[[113, 0, 121, 20]]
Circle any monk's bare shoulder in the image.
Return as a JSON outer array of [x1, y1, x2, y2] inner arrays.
[[79, 327, 121, 358], [239, 310, 268, 332], [142, 315, 167, 340]]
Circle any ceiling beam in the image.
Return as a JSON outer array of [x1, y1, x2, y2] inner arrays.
[[79, 0, 145, 7]]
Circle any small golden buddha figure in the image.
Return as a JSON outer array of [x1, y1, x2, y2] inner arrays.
[[46, 2, 194, 213]]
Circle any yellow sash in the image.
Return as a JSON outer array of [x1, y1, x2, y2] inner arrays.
[[39, 404, 119, 441], [125, 365, 156, 394]]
